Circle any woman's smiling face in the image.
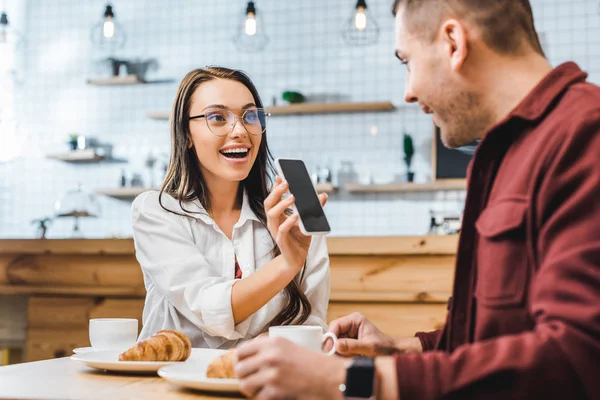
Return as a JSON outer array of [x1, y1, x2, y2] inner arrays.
[[187, 78, 263, 185]]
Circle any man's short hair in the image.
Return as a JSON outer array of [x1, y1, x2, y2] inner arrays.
[[392, 0, 544, 56]]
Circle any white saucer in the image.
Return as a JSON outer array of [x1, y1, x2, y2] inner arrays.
[[158, 349, 240, 393], [70, 350, 183, 374], [72, 347, 95, 354]]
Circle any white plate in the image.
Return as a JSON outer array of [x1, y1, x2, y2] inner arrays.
[[70, 350, 184, 373], [158, 349, 241, 393], [72, 347, 95, 354]]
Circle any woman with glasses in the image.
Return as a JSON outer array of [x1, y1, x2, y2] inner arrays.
[[131, 67, 330, 348]]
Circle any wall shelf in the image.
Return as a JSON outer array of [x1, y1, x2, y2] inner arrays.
[[147, 101, 396, 120], [268, 101, 396, 116], [147, 111, 170, 120], [97, 183, 336, 200], [315, 183, 337, 193], [87, 75, 174, 86], [46, 150, 105, 163], [96, 187, 152, 199], [345, 180, 466, 194]]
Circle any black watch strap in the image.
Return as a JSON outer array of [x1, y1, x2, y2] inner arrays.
[[341, 356, 375, 399]]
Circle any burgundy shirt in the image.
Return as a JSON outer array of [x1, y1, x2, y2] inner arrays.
[[395, 63, 600, 399]]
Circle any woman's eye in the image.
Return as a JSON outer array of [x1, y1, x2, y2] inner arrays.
[[245, 111, 258, 123], [207, 113, 226, 122]]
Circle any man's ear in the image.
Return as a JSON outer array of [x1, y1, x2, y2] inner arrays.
[[441, 19, 468, 72]]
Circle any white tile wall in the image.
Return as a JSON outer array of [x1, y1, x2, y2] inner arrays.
[[1, 0, 599, 238]]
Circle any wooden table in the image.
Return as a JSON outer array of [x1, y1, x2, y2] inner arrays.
[[0, 357, 243, 400]]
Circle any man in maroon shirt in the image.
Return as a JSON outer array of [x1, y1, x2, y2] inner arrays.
[[235, 0, 600, 398]]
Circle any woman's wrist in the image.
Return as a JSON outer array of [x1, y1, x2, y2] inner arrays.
[[272, 255, 302, 281], [289, 259, 306, 275], [279, 255, 306, 275]]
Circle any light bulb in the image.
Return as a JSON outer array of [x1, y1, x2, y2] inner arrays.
[[245, 12, 257, 36], [342, 0, 379, 46], [103, 18, 115, 38], [90, 5, 126, 52], [233, 1, 268, 53], [354, 7, 367, 31]]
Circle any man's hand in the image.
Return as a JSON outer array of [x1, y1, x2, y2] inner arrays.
[[236, 336, 346, 400], [327, 312, 422, 356]]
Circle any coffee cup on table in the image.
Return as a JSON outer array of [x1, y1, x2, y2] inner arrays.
[[268, 325, 338, 356], [89, 318, 138, 351]]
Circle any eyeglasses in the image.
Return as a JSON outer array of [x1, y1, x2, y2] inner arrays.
[[189, 107, 270, 137]]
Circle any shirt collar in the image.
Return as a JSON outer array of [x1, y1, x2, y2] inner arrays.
[[237, 191, 262, 226], [508, 62, 588, 123]]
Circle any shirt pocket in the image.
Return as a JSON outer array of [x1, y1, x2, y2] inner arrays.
[[474, 197, 529, 308]]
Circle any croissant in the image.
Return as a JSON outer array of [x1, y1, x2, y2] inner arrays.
[[206, 349, 237, 379], [118, 330, 192, 362]]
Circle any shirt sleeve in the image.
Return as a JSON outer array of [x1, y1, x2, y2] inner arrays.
[[394, 114, 600, 399], [414, 330, 443, 352], [132, 192, 252, 342], [300, 234, 330, 330]]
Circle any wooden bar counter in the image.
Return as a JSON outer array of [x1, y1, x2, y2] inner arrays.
[[0, 236, 458, 363]]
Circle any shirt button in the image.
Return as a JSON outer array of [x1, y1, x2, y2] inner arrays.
[[233, 239, 240, 246]]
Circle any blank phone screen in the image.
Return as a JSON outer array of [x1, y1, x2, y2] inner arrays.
[[278, 159, 331, 233]]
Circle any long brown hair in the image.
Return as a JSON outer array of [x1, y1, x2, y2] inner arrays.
[[159, 66, 311, 327]]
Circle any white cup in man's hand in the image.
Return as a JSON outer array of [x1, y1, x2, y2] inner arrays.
[[269, 325, 338, 356]]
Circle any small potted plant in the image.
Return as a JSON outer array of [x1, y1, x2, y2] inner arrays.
[[68, 134, 79, 151], [403, 133, 415, 182]]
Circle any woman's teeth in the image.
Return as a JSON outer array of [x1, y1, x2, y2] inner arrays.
[[220, 148, 249, 159]]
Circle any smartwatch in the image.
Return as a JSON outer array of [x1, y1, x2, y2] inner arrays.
[[340, 356, 376, 399]]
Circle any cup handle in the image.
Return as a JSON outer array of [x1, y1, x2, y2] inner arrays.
[[322, 332, 338, 356]]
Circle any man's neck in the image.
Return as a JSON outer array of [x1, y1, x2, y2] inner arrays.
[[476, 53, 553, 130]]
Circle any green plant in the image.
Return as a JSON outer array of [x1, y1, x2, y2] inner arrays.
[[403, 133, 415, 171], [282, 91, 306, 104]]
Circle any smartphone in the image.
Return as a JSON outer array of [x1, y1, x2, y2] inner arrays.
[[274, 158, 331, 235]]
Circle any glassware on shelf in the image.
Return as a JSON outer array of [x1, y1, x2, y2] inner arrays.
[[145, 152, 157, 188], [318, 165, 332, 184], [130, 173, 144, 187], [338, 160, 358, 186], [54, 183, 101, 238]]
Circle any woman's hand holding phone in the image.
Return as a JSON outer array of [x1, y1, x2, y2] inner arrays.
[[264, 176, 328, 272]]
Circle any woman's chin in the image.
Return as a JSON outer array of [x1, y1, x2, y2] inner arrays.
[[221, 170, 251, 183]]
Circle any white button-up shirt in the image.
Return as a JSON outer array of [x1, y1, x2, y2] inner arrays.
[[131, 190, 330, 349]]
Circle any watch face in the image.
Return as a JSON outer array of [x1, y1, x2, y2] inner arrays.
[[344, 357, 375, 398]]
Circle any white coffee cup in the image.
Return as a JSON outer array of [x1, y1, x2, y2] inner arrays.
[[269, 325, 338, 356], [89, 318, 138, 351]]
